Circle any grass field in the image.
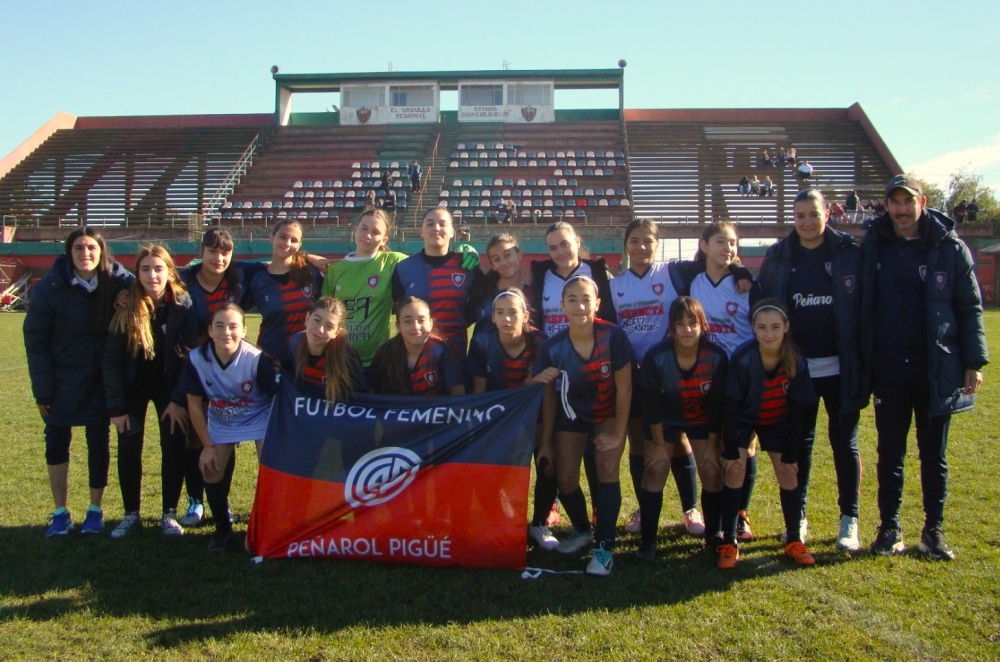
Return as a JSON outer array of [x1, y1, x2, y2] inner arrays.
[[1, 312, 999, 660]]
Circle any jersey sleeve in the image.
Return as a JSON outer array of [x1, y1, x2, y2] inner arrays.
[[466, 335, 490, 378], [181, 355, 207, 398], [639, 350, 666, 426], [610, 327, 635, 371], [438, 345, 464, 391], [531, 340, 554, 377]]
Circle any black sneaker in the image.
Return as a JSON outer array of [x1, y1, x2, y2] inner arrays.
[[207, 529, 233, 553], [918, 526, 955, 561], [870, 526, 905, 556], [636, 544, 656, 563]]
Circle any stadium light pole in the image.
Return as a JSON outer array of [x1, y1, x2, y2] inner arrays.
[[618, 60, 627, 120]]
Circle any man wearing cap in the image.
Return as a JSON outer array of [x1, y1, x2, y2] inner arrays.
[[859, 174, 988, 560]]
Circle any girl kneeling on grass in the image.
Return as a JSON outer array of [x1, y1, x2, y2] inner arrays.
[[718, 299, 818, 569], [183, 304, 276, 552], [532, 276, 633, 577], [637, 297, 729, 561], [466, 289, 558, 550], [369, 297, 464, 397], [285, 297, 367, 399], [104, 245, 200, 540]]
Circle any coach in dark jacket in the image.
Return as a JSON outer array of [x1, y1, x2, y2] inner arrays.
[[756, 188, 867, 551], [23, 228, 133, 536], [860, 174, 988, 560]]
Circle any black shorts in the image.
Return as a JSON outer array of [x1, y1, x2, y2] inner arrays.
[[736, 421, 790, 453]]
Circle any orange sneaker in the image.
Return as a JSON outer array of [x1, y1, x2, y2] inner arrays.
[[784, 541, 816, 566], [717, 543, 739, 570]]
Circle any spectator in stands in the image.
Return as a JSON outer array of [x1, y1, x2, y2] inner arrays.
[[796, 161, 814, 181], [967, 198, 979, 222], [788, 147, 798, 166], [760, 149, 772, 168], [379, 188, 397, 213], [738, 176, 751, 196], [408, 160, 422, 193], [458, 222, 472, 242], [845, 190, 860, 223], [776, 147, 788, 168], [380, 169, 392, 193], [750, 175, 761, 196], [762, 175, 775, 197], [24, 228, 134, 537], [954, 200, 967, 223], [364, 190, 377, 209], [830, 202, 846, 223]]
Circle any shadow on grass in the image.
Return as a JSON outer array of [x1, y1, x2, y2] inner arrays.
[[0, 521, 856, 649]]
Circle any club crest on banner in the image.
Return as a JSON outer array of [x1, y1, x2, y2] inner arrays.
[[521, 106, 537, 122], [356, 107, 371, 124], [344, 447, 422, 508]]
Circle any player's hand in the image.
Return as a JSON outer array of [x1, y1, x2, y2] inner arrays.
[[199, 446, 219, 478], [531, 367, 560, 385], [162, 403, 189, 435], [456, 244, 480, 271], [111, 414, 131, 434], [593, 431, 624, 453], [963, 369, 983, 395]]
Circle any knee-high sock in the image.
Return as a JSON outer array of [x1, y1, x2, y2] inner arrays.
[[671, 452, 698, 512], [594, 481, 622, 550], [560, 487, 591, 534], [629, 453, 645, 501], [721, 485, 742, 544], [204, 451, 236, 532], [740, 453, 758, 511], [780, 486, 804, 543], [638, 488, 663, 549], [702, 489, 722, 540], [184, 447, 205, 502], [530, 471, 559, 526], [583, 453, 598, 519]]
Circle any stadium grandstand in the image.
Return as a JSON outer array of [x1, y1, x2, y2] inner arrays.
[[1, 67, 996, 302]]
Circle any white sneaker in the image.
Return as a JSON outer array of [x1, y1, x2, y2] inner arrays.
[[556, 530, 593, 555], [623, 509, 641, 534], [585, 545, 614, 577], [110, 512, 142, 540], [528, 525, 559, 551], [683, 508, 706, 537], [178, 497, 205, 527], [782, 517, 809, 544], [161, 509, 184, 536], [836, 514, 861, 552]]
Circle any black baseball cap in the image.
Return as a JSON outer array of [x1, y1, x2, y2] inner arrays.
[[885, 174, 923, 198]]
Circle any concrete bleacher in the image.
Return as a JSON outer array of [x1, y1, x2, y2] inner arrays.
[[624, 107, 898, 223], [0, 117, 267, 227]]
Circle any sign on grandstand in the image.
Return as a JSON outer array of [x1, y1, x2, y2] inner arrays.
[[246, 376, 543, 569], [458, 80, 554, 123], [341, 82, 440, 125]]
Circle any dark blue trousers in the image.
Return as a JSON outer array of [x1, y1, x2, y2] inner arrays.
[[799, 375, 861, 518], [872, 355, 950, 530]]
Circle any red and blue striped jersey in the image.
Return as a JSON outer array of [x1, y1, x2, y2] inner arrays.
[[467, 329, 543, 391], [392, 251, 482, 359], [725, 342, 816, 430], [533, 319, 633, 424], [249, 266, 323, 361], [181, 261, 267, 339], [284, 331, 367, 399], [639, 339, 728, 431]]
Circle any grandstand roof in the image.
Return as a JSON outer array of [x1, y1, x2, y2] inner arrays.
[[272, 69, 624, 92]]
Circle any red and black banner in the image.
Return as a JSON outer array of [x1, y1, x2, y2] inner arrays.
[[247, 378, 543, 569]]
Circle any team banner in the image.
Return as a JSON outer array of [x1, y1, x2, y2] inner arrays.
[[246, 377, 543, 569]]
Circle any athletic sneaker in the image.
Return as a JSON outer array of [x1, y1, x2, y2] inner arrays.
[[636, 544, 656, 563], [207, 529, 233, 553], [80, 508, 104, 535], [546, 502, 561, 526], [784, 541, 816, 566], [683, 508, 706, 537], [528, 525, 559, 551], [586, 545, 614, 577], [46, 511, 73, 537], [623, 509, 641, 534], [870, 526, 905, 556], [161, 509, 184, 536], [704, 532, 724, 553], [179, 497, 205, 527], [835, 515, 861, 552], [717, 542, 739, 569], [781, 518, 810, 544], [111, 512, 141, 540], [556, 530, 593, 555], [735, 510, 753, 541], [919, 526, 955, 561]]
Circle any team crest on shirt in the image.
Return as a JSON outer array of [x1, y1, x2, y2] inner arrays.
[[726, 301, 738, 316], [227, 293, 237, 303], [302, 285, 313, 296], [451, 273, 467, 287], [935, 272, 947, 289], [367, 275, 379, 289], [918, 265, 928, 281], [652, 283, 664, 296], [841, 275, 855, 293], [782, 379, 790, 393], [241, 380, 253, 394], [600, 362, 611, 377], [700, 381, 711, 394], [425, 371, 438, 385], [825, 261, 833, 276]]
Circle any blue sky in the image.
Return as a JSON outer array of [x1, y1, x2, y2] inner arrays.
[[2, 0, 999, 191]]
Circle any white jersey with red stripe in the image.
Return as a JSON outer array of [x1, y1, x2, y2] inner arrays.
[[689, 272, 752, 358], [611, 263, 678, 363]]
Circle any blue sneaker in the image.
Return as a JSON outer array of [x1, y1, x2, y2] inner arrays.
[[46, 510, 74, 537], [80, 508, 104, 535], [586, 544, 614, 577], [178, 497, 205, 528]]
